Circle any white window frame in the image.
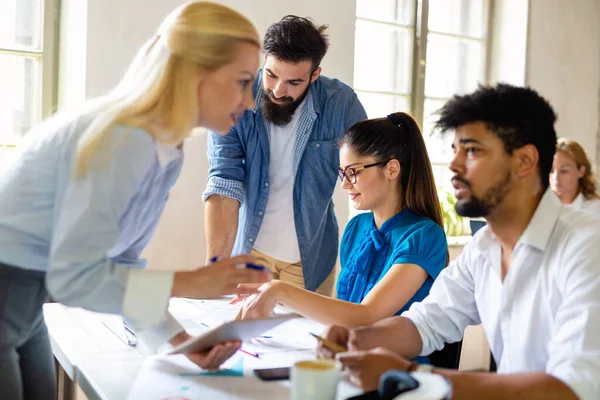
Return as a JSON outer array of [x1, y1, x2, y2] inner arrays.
[[0, 0, 60, 150], [354, 0, 493, 169]]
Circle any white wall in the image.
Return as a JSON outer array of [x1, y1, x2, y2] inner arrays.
[[526, 0, 600, 167], [58, 0, 358, 270]]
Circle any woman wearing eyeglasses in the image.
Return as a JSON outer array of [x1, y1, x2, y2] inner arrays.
[[234, 113, 447, 345]]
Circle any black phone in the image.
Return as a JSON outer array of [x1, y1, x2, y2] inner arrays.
[[345, 391, 380, 400], [253, 367, 290, 381]]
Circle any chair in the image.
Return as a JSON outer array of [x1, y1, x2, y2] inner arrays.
[[428, 341, 463, 369]]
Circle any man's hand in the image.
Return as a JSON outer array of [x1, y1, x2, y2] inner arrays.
[[317, 325, 350, 360], [169, 331, 241, 371], [336, 347, 411, 391]]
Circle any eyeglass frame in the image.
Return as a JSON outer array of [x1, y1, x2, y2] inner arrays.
[[337, 160, 390, 184]]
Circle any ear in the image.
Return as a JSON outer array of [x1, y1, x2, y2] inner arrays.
[[310, 66, 321, 83], [513, 144, 539, 179], [578, 165, 586, 178], [386, 159, 401, 181]]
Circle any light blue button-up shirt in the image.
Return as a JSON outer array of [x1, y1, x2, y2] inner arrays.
[[203, 73, 367, 291], [0, 111, 185, 349]]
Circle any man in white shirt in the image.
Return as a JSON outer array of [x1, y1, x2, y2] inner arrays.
[[319, 84, 600, 399]]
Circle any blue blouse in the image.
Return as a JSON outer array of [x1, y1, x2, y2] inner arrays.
[[337, 208, 447, 314]]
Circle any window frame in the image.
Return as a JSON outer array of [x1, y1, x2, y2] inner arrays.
[[354, 0, 494, 168], [0, 0, 60, 148]]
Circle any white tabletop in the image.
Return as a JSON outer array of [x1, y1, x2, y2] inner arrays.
[[44, 298, 364, 400]]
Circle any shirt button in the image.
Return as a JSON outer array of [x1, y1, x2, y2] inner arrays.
[[249, 237, 254, 243], [316, 143, 321, 148], [265, 183, 269, 187], [258, 211, 263, 216]]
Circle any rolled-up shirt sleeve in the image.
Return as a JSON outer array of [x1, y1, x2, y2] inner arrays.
[[402, 243, 481, 356], [47, 128, 182, 351], [546, 225, 600, 400], [202, 127, 245, 204]]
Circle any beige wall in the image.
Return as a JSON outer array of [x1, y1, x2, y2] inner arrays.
[[526, 0, 600, 167]]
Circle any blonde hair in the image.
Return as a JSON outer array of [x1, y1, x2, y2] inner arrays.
[[556, 137, 600, 200], [75, 1, 260, 175]]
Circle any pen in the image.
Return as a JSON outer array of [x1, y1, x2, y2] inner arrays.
[[309, 332, 347, 353], [123, 320, 138, 347], [240, 348, 260, 358], [211, 256, 266, 271]]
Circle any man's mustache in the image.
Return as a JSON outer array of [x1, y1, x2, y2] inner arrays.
[[265, 90, 293, 104], [451, 176, 471, 190]]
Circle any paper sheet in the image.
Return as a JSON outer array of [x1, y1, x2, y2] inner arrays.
[[127, 354, 291, 400]]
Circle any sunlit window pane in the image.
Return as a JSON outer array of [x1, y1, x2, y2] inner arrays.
[[428, 0, 486, 38], [432, 164, 455, 194], [0, 55, 41, 140], [356, 92, 410, 119], [0, 0, 43, 50], [424, 33, 484, 99], [354, 20, 413, 94], [422, 98, 454, 163], [356, 0, 414, 25]]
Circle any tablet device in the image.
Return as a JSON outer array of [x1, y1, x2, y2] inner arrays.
[[167, 315, 296, 355]]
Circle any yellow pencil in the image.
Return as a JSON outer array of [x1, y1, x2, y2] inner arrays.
[[310, 332, 348, 353]]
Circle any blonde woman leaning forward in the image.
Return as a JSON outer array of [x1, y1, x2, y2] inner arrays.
[[550, 137, 600, 215], [0, 3, 271, 399]]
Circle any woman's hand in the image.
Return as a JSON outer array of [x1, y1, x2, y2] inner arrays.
[[169, 331, 241, 371], [172, 255, 272, 299], [234, 281, 283, 320]]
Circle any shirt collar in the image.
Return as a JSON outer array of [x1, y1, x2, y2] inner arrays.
[[473, 188, 562, 253], [571, 192, 585, 208], [517, 188, 562, 251], [155, 141, 181, 168]]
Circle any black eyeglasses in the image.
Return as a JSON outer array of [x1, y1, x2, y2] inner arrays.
[[338, 161, 389, 184]]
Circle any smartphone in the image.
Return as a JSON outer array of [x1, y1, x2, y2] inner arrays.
[[253, 367, 290, 381], [345, 391, 380, 400]]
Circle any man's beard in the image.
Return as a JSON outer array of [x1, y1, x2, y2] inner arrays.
[[261, 85, 310, 126], [453, 170, 512, 218]]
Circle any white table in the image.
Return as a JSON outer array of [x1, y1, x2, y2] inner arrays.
[[44, 299, 363, 400]]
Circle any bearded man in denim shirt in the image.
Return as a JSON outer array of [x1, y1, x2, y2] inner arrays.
[[203, 15, 367, 295]]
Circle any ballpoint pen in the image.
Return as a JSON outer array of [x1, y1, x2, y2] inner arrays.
[[309, 332, 347, 353], [123, 319, 138, 347]]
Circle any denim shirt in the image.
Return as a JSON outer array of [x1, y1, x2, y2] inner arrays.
[[203, 72, 367, 291]]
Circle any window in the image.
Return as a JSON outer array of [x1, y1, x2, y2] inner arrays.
[[354, 0, 490, 192], [0, 0, 59, 167]]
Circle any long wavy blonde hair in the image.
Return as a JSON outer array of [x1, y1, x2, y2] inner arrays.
[[75, 1, 260, 175], [556, 137, 600, 200]]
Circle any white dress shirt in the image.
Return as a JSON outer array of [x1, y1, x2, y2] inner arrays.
[[569, 192, 600, 216], [403, 189, 600, 400]]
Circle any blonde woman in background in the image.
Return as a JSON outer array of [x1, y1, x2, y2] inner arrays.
[[550, 138, 600, 215], [0, 2, 271, 398]]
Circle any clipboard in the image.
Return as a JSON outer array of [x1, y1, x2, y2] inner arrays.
[[167, 315, 297, 355]]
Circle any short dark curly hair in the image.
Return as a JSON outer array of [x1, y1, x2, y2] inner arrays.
[[435, 83, 558, 190], [263, 15, 329, 71]]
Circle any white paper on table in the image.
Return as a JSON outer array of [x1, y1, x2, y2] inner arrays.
[[127, 354, 291, 400]]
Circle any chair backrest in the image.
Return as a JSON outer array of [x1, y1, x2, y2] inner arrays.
[[428, 341, 463, 369]]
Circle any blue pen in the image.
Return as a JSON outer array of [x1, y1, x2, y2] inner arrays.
[[211, 256, 265, 271]]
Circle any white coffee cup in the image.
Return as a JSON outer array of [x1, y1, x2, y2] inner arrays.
[[290, 359, 340, 400]]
